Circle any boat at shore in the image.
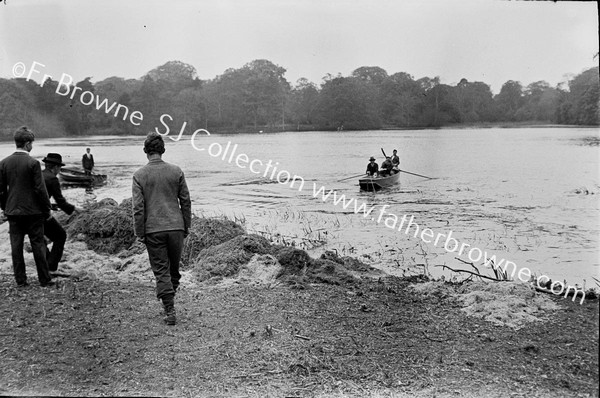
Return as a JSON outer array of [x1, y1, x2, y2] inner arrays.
[[59, 167, 107, 187], [359, 172, 400, 191]]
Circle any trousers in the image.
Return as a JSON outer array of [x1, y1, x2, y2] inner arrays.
[[8, 215, 52, 285], [145, 230, 184, 300], [44, 216, 67, 272]]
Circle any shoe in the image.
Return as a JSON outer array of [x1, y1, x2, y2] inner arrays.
[[41, 280, 56, 288], [164, 305, 177, 326], [17, 281, 29, 288]]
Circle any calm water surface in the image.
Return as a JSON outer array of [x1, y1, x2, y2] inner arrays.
[[2, 127, 598, 285]]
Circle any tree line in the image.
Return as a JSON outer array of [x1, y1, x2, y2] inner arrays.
[[1, 60, 598, 138]]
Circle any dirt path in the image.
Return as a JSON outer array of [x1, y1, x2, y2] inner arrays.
[[0, 274, 597, 397]]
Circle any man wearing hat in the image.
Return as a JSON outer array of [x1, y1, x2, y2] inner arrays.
[[42, 153, 81, 272], [366, 156, 379, 177], [0, 126, 54, 287]]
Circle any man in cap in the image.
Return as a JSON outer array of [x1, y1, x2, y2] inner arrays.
[[42, 153, 81, 273], [0, 126, 54, 287], [132, 132, 191, 326], [366, 156, 379, 177]]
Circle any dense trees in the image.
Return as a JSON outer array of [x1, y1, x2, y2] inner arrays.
[[0, 61, 597, 138], [555, 67, 599, 125]]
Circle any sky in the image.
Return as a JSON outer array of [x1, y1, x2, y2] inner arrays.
[[0, 0, 598, 94]]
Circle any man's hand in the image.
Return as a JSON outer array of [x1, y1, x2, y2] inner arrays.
[[73, 206, 85, 213]]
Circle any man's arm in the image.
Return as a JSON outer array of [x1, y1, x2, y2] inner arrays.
[[132, 175, 146, 239], [47, 175, 75, 215], [178, 171, 192, 235], [0, 164, 6, 211]]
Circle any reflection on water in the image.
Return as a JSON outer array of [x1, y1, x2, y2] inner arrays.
[[1, 127, 598, 285], [575, 136, 600, 147]]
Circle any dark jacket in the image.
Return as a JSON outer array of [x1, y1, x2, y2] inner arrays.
[[82, 153, 94, 170], [43, 168, 75, 215], [0, 152, 51, 218], [366, 162, 379, 176], [132, 158, 192, 237]]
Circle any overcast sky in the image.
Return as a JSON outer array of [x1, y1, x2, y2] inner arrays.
[[1, 0, 598, 93]]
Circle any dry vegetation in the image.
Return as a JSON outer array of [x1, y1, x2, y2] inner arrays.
[[0, 198, 598, 397]]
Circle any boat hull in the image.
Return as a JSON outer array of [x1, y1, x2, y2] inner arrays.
[[59, 167, 107, 187], [359, 172, 400, 191]]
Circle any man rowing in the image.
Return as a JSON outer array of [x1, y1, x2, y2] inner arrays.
[[380, 156, 394, 176]]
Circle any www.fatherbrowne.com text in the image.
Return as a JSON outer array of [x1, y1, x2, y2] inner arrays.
[[183, 136, 586, 304]]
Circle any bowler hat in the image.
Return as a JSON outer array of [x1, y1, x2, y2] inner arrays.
[[42, 153, 65, 166], [369, 156, 376, 161]]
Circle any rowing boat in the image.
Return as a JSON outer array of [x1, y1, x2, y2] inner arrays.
[[59, 167, 107, 187], [359, 172, 400, 191]]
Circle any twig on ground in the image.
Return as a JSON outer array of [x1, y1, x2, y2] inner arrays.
[[232, 370, 283, 378], [50, 271, 72, 278], [435, 265, 506, 282], [422, 331, 451, 343]]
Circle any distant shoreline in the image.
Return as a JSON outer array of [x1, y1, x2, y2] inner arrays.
[[1, 122, 597, 142]]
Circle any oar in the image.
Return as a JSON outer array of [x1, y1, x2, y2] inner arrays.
[[399, 169, 436, 179], [337, 173, 366, 182], [381, 147, 434, 179]]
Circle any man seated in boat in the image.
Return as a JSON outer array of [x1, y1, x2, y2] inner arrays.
[[380, 156, 394, 177], [366, 156, 379, 177], [391, 149, 400, 173]]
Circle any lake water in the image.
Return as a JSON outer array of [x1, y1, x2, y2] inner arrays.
[[1, 127, 599, 286]]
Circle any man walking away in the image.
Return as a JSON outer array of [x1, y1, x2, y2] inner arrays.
[[82, 147, 94, 175], [42, 153, 81, 273], [0, 126, 54, 287], [132, 132, 191, 325]]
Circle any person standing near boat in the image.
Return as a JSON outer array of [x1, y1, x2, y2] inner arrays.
[[366, 156, 379, 176], [41, 153, 82, 273], [0, 126, 54, 287], [82, 147, 94, 175], [132, 132, 192, 326]]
